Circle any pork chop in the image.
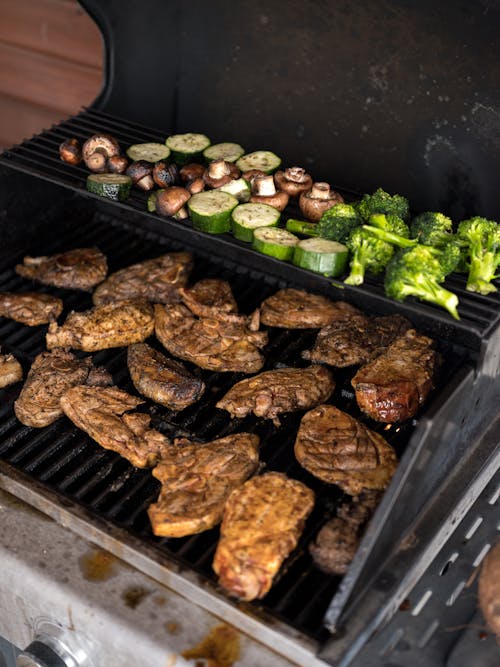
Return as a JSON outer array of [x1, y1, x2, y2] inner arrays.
[[0, 292, 63, 326], [16, 247, 107, 291], [0, 351, 22, 388]]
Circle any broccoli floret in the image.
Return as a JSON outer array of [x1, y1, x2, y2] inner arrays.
[[432, 238, 463, 276], [316, 203, 363, 244], [344, 227, 394, 286], [410, 211, 454, 247], [384, 246, 460, 319], [356, 188, 410, 222], [457, 216, 500, 295], [362, 213, 413, 248]]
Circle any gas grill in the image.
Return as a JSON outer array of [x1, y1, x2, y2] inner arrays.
[[0, 2, 499, 667]]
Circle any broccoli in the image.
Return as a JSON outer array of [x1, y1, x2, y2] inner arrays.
[[362, 212, 413, 248], [384, 245, 460, 319], [356, 187, 410, 222], [286, 203, 362, 244], [457, 216, 500, 295], [411, 211, 454, 247], [344, 227, 394, 286]]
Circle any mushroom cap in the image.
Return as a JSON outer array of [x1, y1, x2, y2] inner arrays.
[[299, 186, 344, 222], [250, 191, 289, 212], [85, 150, 108, 173], [59, 138, 82, 165], [153, 161, 179, 188], [155, 186, 191, 217], [203, 160, 240, 189], [82, 133, 120, 161], [274, 168, 313, 197], [107, 155, 129, 174], [179, 163, 206, 183]]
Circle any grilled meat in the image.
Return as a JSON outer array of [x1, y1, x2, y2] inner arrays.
[[216, 365, 335, 423], [127, 342, 205, 410], [46, 299, 154, 352], [148, 433, 260, 537], [15, 247, 107, 291], [0, 351, 22, 388], [294, 404, 398, 495], [154, 303, 267, 373], [0, 292, 63, 326], [213, 472, 315, 601], [179, 278, 238, 318], [309, 490, 382, 574], [303, 313, 412, 367], [60, 385, 170, 467], [92, 252, 193, 305], [259, 288, 362, 329], [351, 329, 439, 422], [14, 349, 112, 428]]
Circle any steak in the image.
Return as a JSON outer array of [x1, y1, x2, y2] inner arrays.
[[259, 288, 362, 329], [60, 385, 171, 467], [0, 351, 22, 388], [216, 365, 336, 424], [303, 313, 412, 367], [148, 433, 260, 538], [294, 404, 398, 495], [0, 292, 63, 326], [213, 472, 315, 601], [14, 349, 112, 428], [15, 247, 107, 291], [46, 299, 154, 352], [351, 329, 439, 422], [127, 342, 205, 410], [154, 303, 267, 373], [92, 252, 193, 305]]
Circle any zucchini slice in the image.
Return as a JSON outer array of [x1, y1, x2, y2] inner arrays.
[[166, 133, 211, 165], [293, 238, 349, 276], [126, 143, 171, 163], [218, 178, 251, 203], [203, 142, 245, 163], [86, 173, 132, 201], [231, 203, 281, 242], [187, 190, 239, 234], [252, 227, 299, 261], [236, 150, 282, 175]]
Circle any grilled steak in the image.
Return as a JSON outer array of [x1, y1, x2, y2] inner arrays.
[[127, 342, 205, 410], [213, 472, 315, 601], [60, 385, 170, 467], [0, 351, 22, 388], [303, 313, 412, 367], [46, 299, 154, 352], [179, 278, 238, 318], [260, 288, 362, 329], [14, 349, 112, 428], [148, 433, 260, 538], [16, 247, 107, 291], [92, 252, 193, 305], [309, 490, 382, 574], [216, 365, 335, 423], [294, 404, 398, 495], [0, 292, 63, 326], [352, 329, 439, 422], [154, 303, 267, 373]]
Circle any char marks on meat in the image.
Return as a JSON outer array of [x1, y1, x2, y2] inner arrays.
[[0, 350, 22, 388], [14, 349, 112, 428], [352, 329, 439, 422], [127, 342, 205, 410], [60, 385, 170, 467], [0, 292, 63, 326], [294, 404, 398, 495], [46, 299, 154, 352], [92, 252, 193, 305], [148, 433, 260, 538], [216, 365, 335, 423], [154, 303, 267, 373], [260, 288, 362, 329], [213, 472, 315, 601], [303, 313, 412, 367], [15, 247, 107, 291]]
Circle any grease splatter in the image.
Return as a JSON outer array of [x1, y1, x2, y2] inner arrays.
[[79, 549, 117, 582], [181, 624, 240, 667]]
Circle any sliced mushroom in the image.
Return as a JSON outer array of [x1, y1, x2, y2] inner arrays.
[[153, 162, 179, 188], [82, 134, 120, 172], [155, 186, 191, 218], [249, 175, 289, 211], [126, 160, 155, 191], [59, 138, 82, 165], [179, 163, 205, 183], [274, 167, 313, 198], [203, 159, 240, 189], [299, 182, 344, 222]]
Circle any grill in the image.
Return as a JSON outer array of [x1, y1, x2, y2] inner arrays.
[[0, 2, 499, 667]]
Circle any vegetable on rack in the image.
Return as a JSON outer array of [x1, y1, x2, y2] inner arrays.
[[457, 216, 500, 295], [107, 155, 129, 174], [249, 175, 289, 211], [356, 187, 410, 222], [155, 186, 191, 219], [153, 161, 179, 188], [82, 134, 121, 173], [231, 202, 281, 242], [344, 227, 394, 286], [274, 167, 313, 198], [203, 142, 245, 163], [187, 190, 239, 233], [361, 212, 412, 248], [299, 183, 344, 222], [126, 160, 155, 191], [126, 142, 171, 163], [86, 173, 132, 201], [59, 138, 82, 165], [217, 177, 251, 202], [293, 238, 349, 277], [236, 150, 282, 175], [165, 133, 211, 165], [252, 227, 299, 260], [203, 159, 240, 189]]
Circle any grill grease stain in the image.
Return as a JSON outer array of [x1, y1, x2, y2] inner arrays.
[[181, 624, 240, 667], [79, 548, 117, 582], [122, 585, 151, 609]]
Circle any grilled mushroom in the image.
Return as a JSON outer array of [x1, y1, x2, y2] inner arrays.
[[153, 162, 179, 188], [299, 182, 344, 222], [186, 177, 205, 194], [82, 134, 121, 172], [179, 163, 205, 183], [107, 155, 129, 174], [126, 160, 155, 191], [59, 138, 82, 165], [203, 159, 240, 189], [242, 169, 266, 183], [274, 167, 313, 198], [155, 186, 191, 219], [250, 175, 289, 211]]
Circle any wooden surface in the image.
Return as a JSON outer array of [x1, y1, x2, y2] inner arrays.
[[0, 0, 103, 150]]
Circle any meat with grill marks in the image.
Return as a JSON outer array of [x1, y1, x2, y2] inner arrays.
[[259, 288, 362, 329], [14, 349, 112, 428], [351, 329, 439, 422], [0, 292, 63, 326], [15, 247, 107, 291], [154, 303, 267, 373], [294, 404, 398, 495], [127, 342, 205, 410], [148, 433, 260, 538], [303, 313, 412, 367], [0, 350, 22, 388], [60, 385, 171, 467], [46, 299, 154, 352], [179, 278, 260, 328], [216, 365, 335, 424], [213, 472, 315, 601], [92, 252, 193, 305]]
